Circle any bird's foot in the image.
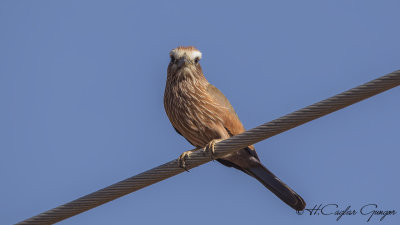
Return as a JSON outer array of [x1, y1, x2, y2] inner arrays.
[[178, 148, 200, 171], [205, 139, 223, 160]]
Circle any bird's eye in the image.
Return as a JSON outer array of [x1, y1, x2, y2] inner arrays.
[[170, 55, 175, 63], [194, 57, 200, 64]]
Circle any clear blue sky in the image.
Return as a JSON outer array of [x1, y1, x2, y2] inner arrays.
[[1, 1, 399, 224]]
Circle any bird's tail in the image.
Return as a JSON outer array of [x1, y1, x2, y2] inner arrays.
[[244, 163, 306, 211]]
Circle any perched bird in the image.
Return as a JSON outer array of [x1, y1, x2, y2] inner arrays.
[[164, 46, 306, 211]]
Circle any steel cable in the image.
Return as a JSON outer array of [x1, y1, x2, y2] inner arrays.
[[16, 70, 400, 224]]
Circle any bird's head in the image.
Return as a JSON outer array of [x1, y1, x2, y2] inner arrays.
[[167, 46, 203, 80]]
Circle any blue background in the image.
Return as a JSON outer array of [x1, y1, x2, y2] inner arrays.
[[1, 1, 399, 224]]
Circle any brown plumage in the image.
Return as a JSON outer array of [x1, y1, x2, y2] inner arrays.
[[164, 46, 306, 211]]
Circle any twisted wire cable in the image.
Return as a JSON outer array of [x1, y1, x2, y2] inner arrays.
[[16, 70, 400, 224]]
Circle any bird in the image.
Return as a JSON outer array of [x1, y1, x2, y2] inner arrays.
[[163, 46, 306, 211]]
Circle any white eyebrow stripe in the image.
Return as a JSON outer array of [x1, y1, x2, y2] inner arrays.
[[170, 49, 202, 60], [189, 51, 202, 59]]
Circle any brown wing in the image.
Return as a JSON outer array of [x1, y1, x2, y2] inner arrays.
[[206, 84, 245, 136], [207, 83, 259, 160]]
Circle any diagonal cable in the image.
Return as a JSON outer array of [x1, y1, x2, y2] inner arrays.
[[16, 70, 400, 225]]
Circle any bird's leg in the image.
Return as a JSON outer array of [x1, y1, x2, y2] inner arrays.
[[178, 147, 200, 171], [205, 139, 223, 160], [178, 139, 223, 170]]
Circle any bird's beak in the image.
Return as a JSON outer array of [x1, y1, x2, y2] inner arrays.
[[177, 56, 190, 68]]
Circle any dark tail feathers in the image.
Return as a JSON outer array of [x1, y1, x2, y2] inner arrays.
[[245, 164, 306, 211]]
